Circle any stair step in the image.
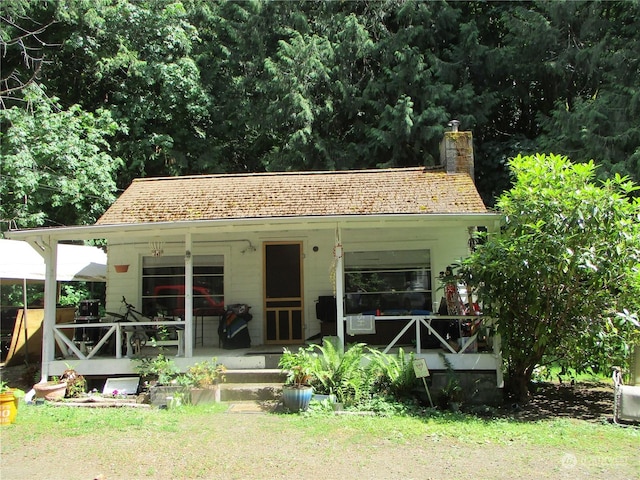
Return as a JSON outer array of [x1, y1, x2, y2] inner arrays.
[[214, 368, 288, 401], [223, 368, 287, 384], [220, 382, 283, 401]]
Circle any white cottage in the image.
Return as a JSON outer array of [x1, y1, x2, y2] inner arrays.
[[8, 129, 503, 397]]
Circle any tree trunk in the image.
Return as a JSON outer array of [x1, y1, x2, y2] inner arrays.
[[506, 348, 544, 404], [507, 373, 531, 404]]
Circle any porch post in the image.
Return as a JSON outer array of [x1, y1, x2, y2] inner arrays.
[[184, 232, 194, 357], [38, 237, 58, 382], [334, 226, 345, 345]]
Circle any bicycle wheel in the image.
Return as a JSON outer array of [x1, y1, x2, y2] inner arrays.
[[129, 331, 148, 347]]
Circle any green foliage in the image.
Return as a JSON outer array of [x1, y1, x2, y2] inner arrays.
[[3, 0, 640, 226], [0, 281, 103, 311], [0, 283, 43, 307], [284, 342, 425, 409], [133, 353, 180, 386], [463, 153, 640, 400], [57, 284, 87, 307], [308, 341, 381, 407], [0, 86, 121, 230], [44, 0, 213, 185], [60, 367, 86, 398], [278, 345, 315, 387], [438, 353, 463, 408], [182, 358, 226, 388], [533, 3, 640, 181], [368, 347, 418, 399], [0, 0, 59, 107]]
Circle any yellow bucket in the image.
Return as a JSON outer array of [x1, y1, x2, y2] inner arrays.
[[0, 392, 18, 425]]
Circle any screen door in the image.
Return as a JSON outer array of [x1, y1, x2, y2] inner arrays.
[[264, 242, 304, 343]]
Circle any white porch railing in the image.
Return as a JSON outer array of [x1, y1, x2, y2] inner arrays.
[[53, 320, 187, 360], [344, 314, 494, 355]]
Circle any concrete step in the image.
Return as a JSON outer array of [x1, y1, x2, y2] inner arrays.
[[219, 368, 287, 401], [220, 382, 283, 402], [223, 368, 287, 384]]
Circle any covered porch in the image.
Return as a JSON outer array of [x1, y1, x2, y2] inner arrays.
[[8, 217, 503, 392]]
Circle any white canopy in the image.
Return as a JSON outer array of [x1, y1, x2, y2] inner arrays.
[[0, 239, 107, 283]]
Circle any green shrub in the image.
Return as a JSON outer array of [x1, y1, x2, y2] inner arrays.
[[368, 348, 418, 399], [309, 341, 380, 407], [133, 353, 180, 387]]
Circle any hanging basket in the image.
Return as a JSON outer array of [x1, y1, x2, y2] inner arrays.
[[114, 264, 129, 273]]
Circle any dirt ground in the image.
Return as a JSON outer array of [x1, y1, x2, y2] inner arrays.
[[1, 364, 637, 480]]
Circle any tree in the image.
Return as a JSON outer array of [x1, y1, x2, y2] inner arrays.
[[44, 0, 213, 186], [0, 0, 59, 107], [0, 86, 121, 230], [5, 0, 640, 213], [534, 1, 640, 182], [463, 153, 640, 402]]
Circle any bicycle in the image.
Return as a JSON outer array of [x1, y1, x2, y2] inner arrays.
[[104, 296, 153, 354]]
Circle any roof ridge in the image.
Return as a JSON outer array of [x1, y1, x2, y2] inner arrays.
[[132, 166, 440, 183]]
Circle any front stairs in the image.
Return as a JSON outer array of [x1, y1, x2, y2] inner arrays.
[[219, 368, 287, 402]]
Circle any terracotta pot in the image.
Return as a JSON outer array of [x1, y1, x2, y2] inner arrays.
[[33, 382, 67, 401], [114, 264, 129, 273]]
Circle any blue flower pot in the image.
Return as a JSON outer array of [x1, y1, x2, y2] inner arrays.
[[282, 385, 313, 412]]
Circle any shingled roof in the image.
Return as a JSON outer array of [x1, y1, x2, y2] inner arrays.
[[96, 167, 487, 225]]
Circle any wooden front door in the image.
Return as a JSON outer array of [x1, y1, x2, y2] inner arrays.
[[264, 242, 304, 344]]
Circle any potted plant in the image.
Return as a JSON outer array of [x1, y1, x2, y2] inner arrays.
[[32, 377, 68, 402], [133, 353, 184, 407], [278, 346, 316, 412], [0, 381, 22, 425], [60, 366, 86, 398], [181, 358, 227, 405]]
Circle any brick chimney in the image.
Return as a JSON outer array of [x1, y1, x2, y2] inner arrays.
[[439, 120, 475, 181]]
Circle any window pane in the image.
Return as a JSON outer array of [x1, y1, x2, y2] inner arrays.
[[344, 250, 431, 314], [142, 255, 224, 316]]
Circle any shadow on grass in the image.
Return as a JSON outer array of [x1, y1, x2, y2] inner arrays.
[[495, 381, 614, 423]]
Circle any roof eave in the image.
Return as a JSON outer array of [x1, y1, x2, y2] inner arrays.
[[6, 212, 502, 242]]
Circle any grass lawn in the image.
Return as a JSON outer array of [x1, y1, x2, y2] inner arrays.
[[1, 400, 638, 480]]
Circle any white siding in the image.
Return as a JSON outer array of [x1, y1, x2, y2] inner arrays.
[[103, 220, 477, 347]]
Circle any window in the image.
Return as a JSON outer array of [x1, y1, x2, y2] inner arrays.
[[344, 250, 432, 314], [141, 255, 224, 317]]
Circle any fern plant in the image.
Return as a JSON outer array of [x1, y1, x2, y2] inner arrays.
[[369, 348, 418, 399], [310, 341, 379, 407]]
